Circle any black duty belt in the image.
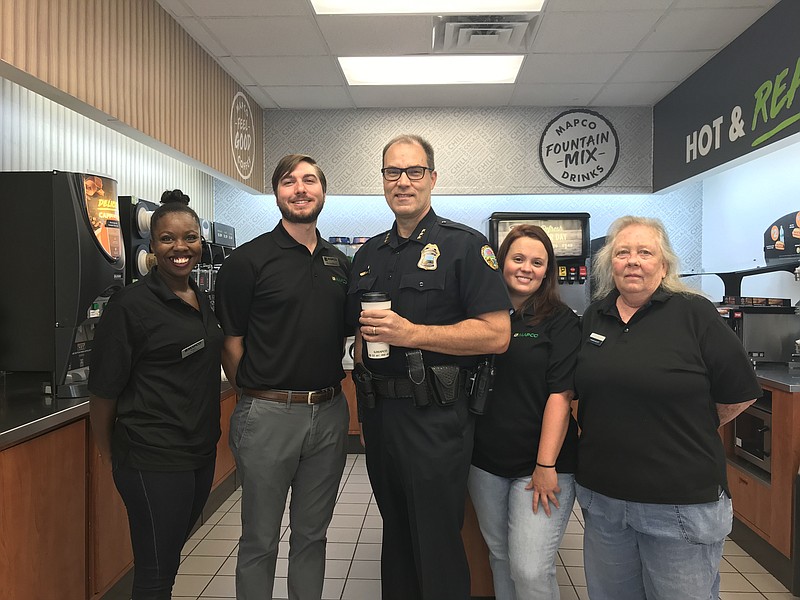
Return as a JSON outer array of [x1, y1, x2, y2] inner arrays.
[[243, 384, 341, 404], [371, 372, 472, 399], [371, 376, 415, 399]]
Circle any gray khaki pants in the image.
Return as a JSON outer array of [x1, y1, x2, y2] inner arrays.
[[230, 391, 349, 600]]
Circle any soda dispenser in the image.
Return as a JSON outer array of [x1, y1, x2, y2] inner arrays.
[[0, 171, 125, 397], [488, 212, 591, 315]]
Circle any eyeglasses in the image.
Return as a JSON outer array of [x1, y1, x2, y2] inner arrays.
[[381, 166, 432, 181]]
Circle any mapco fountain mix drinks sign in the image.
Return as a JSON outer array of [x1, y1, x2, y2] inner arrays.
[[653, 1, 800, 191], [539, 109, 620, 189]]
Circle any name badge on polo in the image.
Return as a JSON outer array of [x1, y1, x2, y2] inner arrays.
[[588, 333, 606, 346], [181, 338, 205, 359], [417, 243, 440, 270], [323, 256, 339, 267]]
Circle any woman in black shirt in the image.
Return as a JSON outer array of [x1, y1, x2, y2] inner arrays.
[[89, 190, 223, 600], [574, 216, 760, 600], [469, 224, 580, 600]]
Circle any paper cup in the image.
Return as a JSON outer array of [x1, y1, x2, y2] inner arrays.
[[361, 292, 391, 359]]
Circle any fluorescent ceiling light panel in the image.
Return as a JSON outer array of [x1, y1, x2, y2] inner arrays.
[[339, 55, 524, 85], [311, 0, 544, 15]]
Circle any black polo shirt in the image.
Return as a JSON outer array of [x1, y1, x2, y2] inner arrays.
[[88, 267, 223, 471], [575, 289, 762, 504], [214, 222, 350, 390], [346, 208, 512, 376], [473, 306, 580, 478]]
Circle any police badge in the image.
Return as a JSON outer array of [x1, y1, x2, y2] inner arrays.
[[481, 245, 499, 270], [417, 243, 440, 270]]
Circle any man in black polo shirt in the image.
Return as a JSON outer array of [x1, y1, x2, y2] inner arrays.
[[214, 154, 350, 600], [347, 134, 512, 600]]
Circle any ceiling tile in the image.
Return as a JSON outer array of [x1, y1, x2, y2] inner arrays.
[[591, 81, 676, 106], [217, 57, 257, 86], [177, 17, 229, 56], [673, 0, 776, 8], [349, 85, 515, 108], [181, 0, 312, 16], [531, 10, 664, 53], [154, 0, 193, 18], [316, 15, 434, 56], [162, 0, 783, 109], [510, 82, 602, 106], [264, 86, 355, 109], [612, 50, 716, 83], [237, 56, 345, 86], [517, 53, 628, 84], [547, 0, 672, 10], [202, 17, 329, 56], [245, 85, 279, 109], [639, 8, 770, 51]]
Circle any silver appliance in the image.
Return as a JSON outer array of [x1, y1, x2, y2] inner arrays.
[[719, 305, 800, 363], [733, 392, 772, 473]]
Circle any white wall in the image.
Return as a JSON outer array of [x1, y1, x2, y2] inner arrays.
[[0, 76, 215, 219], [702, 135, 800, 303]]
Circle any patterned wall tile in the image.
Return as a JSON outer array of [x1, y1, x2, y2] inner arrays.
[[262, 106, 653, 195], [214, 182, 703, 277]]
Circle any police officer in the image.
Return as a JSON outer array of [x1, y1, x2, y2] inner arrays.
[[215, 154, 351, 600], [347, 134, 511, 600]]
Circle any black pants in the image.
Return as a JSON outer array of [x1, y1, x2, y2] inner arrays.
[[113, 461, 215, 600], [362, 394, 474, 600]]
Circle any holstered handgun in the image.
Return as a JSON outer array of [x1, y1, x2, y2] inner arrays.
[[352, 363, 376, 421]]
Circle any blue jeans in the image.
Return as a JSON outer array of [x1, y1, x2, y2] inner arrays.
[[230, 392, 348, 600], [467, 466, 575, 600], [113, 462, 215, 600], [576, 484, 732, 600]]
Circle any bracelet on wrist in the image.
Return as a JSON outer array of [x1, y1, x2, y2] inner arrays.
[[536, 462, 556, 469]]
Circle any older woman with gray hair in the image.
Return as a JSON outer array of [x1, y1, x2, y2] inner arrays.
[[574, 215, 760, 600]]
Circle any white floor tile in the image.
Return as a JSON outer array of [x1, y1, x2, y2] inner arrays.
[[199, 575, 236, 597], [175, 455, 797, 600], [172, 574, 212, 597], [178, 555, 226, 576], [342, 578, 382, 600]]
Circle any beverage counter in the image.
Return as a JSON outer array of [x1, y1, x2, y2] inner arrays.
[[723, 365, 800, 594], [0, 373, 237, 600]]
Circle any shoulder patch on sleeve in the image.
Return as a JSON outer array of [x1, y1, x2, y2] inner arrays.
[[481, 245, 499, 270]]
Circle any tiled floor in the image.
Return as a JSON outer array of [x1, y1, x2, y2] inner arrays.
[[172, 454, 800, 599]]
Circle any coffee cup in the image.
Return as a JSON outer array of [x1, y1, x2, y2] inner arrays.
[[361, 291, 391, 359]]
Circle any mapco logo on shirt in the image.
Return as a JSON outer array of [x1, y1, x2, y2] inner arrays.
[[513, 332, 539, 338], [539, 109, 619, 190]]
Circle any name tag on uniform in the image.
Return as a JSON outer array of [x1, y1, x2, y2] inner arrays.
[[588, 332, 606, 346], [323, 256, 339, 266], [181, 338, 205, 359]]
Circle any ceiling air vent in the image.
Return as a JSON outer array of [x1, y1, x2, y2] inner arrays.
[[432, 15, 538, 53]]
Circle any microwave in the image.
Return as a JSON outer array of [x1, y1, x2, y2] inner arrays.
[[733, 390, 772, 473], [720, 305, 799, 363]]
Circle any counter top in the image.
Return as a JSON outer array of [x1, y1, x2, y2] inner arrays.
[[0, 371, 233, 452], [755, 364, 800, 392]]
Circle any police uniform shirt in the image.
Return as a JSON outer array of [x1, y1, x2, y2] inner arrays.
[[214, 221, 350, 391], [346, 209, 511, 376], [575, 289, 762, 505], [89, 267, 223, 471], [472, 306, 580, 478]]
